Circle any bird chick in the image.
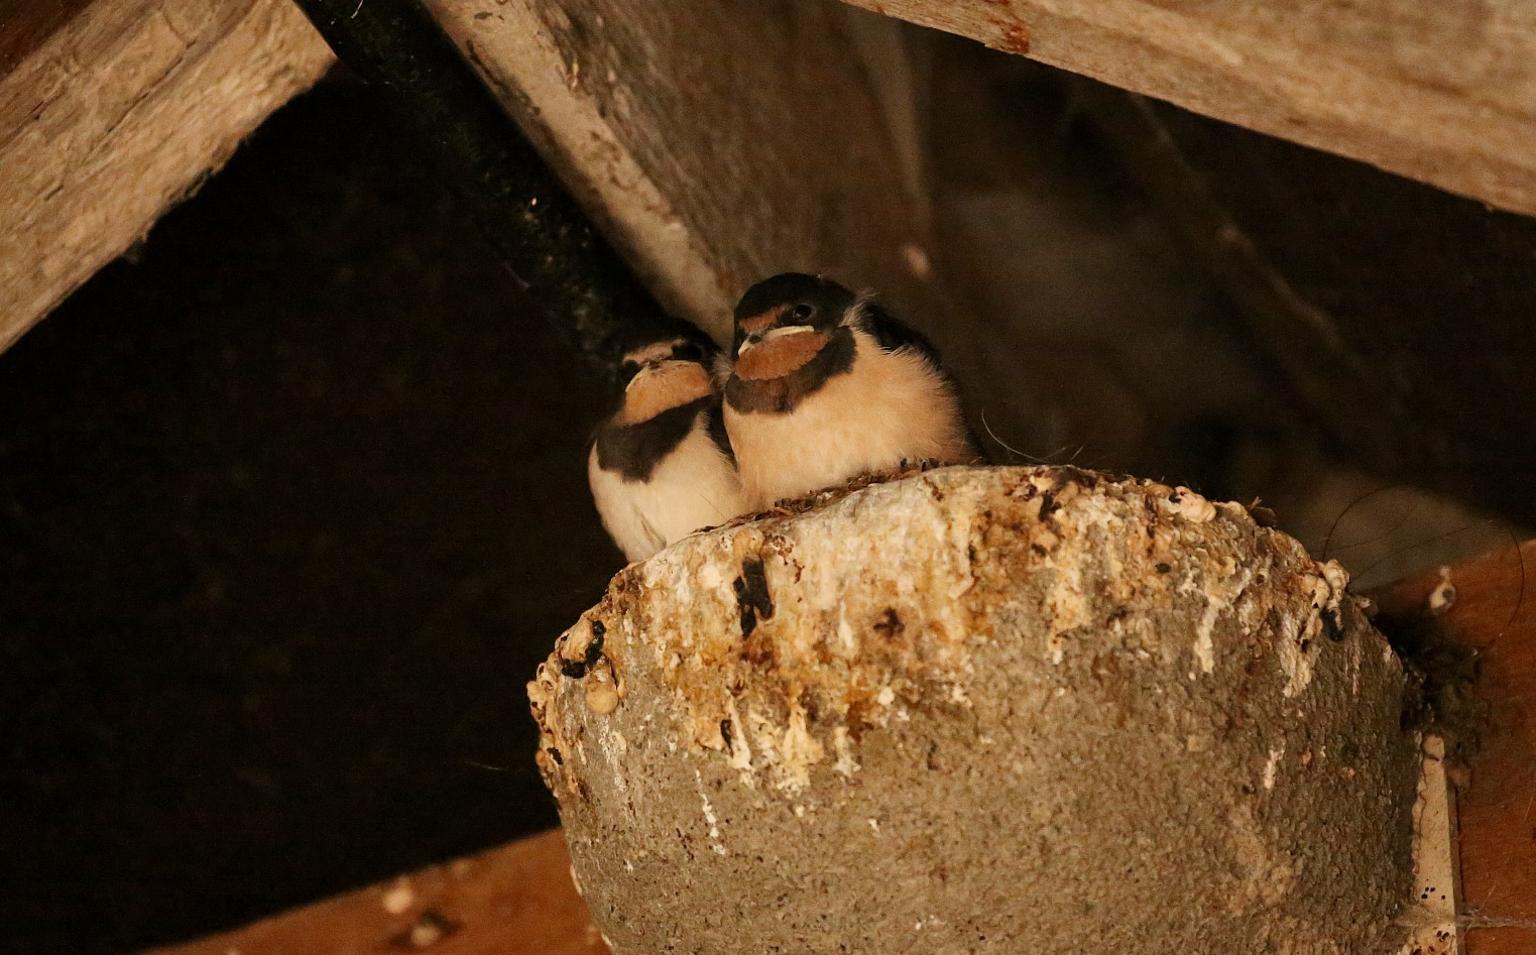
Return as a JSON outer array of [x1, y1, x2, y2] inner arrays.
[[588, 334, 747, 562], [722, 273, 975, 509]]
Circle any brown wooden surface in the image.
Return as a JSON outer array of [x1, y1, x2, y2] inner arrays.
[[0, 0, 93, 73], [1376, 540, 1536, 954], [146, 829, 607, 955], [421, 0, 946, 343], [0, 0, 333, 354], [836, 0, 1536, 218]]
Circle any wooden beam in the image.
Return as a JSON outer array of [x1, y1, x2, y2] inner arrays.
[[419, 0, 943, 342], [1375, 540, 1536, 955], [835, 0, 1536, 218], [144, 830, 609, 955], [0, 0, 333, 353]]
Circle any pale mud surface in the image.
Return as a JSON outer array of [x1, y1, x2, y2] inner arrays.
[[532, 465, 1418, 954]]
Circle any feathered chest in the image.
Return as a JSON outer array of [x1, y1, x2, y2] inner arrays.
[[724, 334, 969, 506]]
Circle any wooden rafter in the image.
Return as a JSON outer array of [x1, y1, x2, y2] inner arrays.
[[0, 0, 333, 353], [835, 0, 1536, 218]]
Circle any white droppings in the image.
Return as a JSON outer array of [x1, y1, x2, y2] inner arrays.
[[381, 876, 414, 914], [1162, 486, 1216, 523], [725, 698, 754, 777], [1276, 610, 1316, 698], [597, 726, 629, 797], [876, 685, 896, 706], [1043, 562, 1088, 665], [694, 769, 727, 856], [1427, 565, 1456, 615], [1263, 744, 1285, 791], [836, 607, 857, 656], [1349, 637, 1362, 697], [1193, 567, 1253, 676], [832, 725, 860, 777], [868, 817, 881, 833], [777, 701, 825, 792]]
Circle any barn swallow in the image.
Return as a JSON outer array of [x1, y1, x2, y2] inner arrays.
[[722, 273, 976, 509], [588, 334, 748, 562]]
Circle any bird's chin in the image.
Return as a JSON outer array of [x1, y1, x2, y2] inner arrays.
[[618, 361, 712, 424], [735, 330, 831, 382]]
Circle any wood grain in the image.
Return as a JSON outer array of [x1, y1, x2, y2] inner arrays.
[[0, 0, 333, 354], [145, 829, 608, 955], [1375, 540, 1536, 955], [0, 0, 93, 74], [421, 0, 945, 343], [835, 0, 1536, 218]]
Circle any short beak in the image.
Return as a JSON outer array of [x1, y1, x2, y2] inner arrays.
[[737, 333, 762, 357], [624, 358, 664, 391]]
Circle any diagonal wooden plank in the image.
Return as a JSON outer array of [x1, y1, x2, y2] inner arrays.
[[420, 0, 944, 342], [834, 0, 1536, 218], [144, 829, 608, 955], [0, 0, 334, 354]]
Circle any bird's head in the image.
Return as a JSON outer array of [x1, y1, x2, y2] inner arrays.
[[731, 273, 856, 383], [613, 334, 717, 425]]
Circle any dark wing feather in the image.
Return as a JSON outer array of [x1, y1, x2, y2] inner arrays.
[[855, 300, 991, 463], [854, 301, 944, 370]]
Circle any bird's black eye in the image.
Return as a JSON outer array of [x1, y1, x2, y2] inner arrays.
[[672, 341, 704, 362], [620, 360, 640, 383], [791, 303, 814, 321]]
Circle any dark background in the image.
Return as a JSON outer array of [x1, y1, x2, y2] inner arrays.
[[4, 31, 1535, 954], [0, 76, 621, 953]]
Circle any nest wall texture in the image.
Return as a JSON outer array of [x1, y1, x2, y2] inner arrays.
[[530, 466, 1418, 954]]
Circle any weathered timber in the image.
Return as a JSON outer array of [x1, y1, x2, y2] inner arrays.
[[835, 0, 1536, 218], [420, 0, 945, 343], [143, 829, 608, 955], [0, 0, 333, 353]]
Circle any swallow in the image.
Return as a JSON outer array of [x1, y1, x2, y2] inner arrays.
[[588, 333, 748, 562], [722, 273, 976, 509]]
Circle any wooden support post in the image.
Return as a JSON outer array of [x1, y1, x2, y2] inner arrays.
[[1375, 540, 1536, 955], [833, 0, 1536, 218]]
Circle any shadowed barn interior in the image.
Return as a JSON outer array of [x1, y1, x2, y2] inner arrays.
[[3, 1, 1535, 952]]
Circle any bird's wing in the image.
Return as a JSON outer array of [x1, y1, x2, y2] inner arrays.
[[852, 300, 943, 369], [636, 509, 667, 555]]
